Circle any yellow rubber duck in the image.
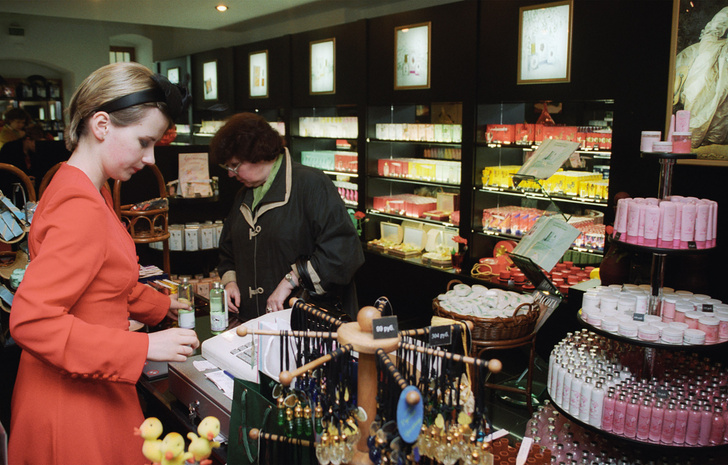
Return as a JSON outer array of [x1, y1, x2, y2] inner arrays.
[[134, 417, 163, 465], [187, 416, 221, 464], [160, 432, 192, 465]]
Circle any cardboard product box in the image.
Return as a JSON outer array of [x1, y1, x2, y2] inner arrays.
[[515, 123, 535, 145], [423, 210, 451, 221], [436, 192, 460, 212], [335, 152, 357, 173], [485, 124, 515, 144], [405, 196, 437, 218], [534, 124, 545, 144]]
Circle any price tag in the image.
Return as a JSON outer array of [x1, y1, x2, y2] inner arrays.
[[688, 241, 697, 249], [655, 387, 670, 399], [632, 312, 645, 322], [372, 316, 399, 339], [614, 231, 621, 240], [702, 304, 714, 313], [429, 325, 452, 346]]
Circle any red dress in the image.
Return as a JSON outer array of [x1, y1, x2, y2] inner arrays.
[[9, 163, 170, 465]]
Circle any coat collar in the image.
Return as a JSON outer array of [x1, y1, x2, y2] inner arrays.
[[239, 147, 292, 228]]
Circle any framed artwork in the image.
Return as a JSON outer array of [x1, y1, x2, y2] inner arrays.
[[167, 67, 180, 85], [394, 22, 431, 90], [517, 0, 573, 85], [310, 38, 336, 94], [249, 50, 268, 98], [202, 61, 218, 101], [670, 0, 728, 165]]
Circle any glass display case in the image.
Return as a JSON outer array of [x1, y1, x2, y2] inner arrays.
[[472, 100, 614, 267], [364, 102, 462, 268], [289, 105, 359, 208]]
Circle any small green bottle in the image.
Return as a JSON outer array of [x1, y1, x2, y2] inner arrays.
[[177, 277, 195, 329]]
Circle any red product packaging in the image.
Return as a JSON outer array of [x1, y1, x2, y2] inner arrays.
[[533, 124, 545, 144], [515, 123, 534, 145], [485, 124, 515, 144]]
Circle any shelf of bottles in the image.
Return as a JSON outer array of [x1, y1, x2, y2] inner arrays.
[[472, 100, 613, 266], [290, 106, 359, 207]]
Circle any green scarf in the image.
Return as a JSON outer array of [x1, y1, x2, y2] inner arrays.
[[252, 154, 282, 210]]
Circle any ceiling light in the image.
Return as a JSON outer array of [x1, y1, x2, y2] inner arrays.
[[216, 5, 228, 12]]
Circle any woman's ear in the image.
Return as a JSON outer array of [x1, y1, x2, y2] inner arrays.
[[89, 111, 110, 142]]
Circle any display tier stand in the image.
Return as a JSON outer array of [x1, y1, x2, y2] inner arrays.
[[238, 298, 502, 465], [548, 151, 726, 453], [608, 152, 713, 377]]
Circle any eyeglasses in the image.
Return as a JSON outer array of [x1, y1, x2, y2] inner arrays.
[[218, 162, 241, 174]]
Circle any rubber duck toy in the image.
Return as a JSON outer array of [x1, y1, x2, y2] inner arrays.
[[186, 416, 221, 465], [134, 417, 163, 465], [160, 432, 192, 465]]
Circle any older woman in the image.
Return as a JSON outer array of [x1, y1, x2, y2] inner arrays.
[[212, 112, 364, 321]]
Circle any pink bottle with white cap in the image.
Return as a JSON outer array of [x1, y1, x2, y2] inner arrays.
[[636, 202, 647, 245], [658, 201, 676, 248], [672, 202, 683, 249], [625, 200, 641, 244], [694, 203, 710, 249], [614, 197, 630, 240], [643, 205, 660, 247], [680, 203, 697, 249]]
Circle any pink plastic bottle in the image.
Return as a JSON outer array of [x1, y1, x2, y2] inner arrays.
[[636, 399, 652, 441], [648, 401, 664, 443], [710, 406, 725, 445], [685, 403, 702, 446], [674, 402, 689, 445], [612, 394, 628, 435], [601, 390, 616, 432], [624, 397, 639, 438], [661, 403, 677, 444], [699, 404, 713, 446]]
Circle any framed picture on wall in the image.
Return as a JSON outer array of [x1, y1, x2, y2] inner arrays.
[[310, 38, 336, 94], [249, 50, 268, 98], [202, 61, 218, 101], [167, 67, 180, 85], [394, 22, 431, 90], [670, 0, 728, 165], [517, 0, 573, 85]]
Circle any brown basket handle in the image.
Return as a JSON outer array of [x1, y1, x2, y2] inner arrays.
[[0, 162, 36, 202], [446, 279, 463, 291], [510, 302, 535, 318], [113, 164, 167, 219]]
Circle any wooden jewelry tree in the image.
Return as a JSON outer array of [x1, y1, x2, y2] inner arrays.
[[237, 298, 503, 465]]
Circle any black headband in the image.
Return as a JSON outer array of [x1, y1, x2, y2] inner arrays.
[[95, 73, 190, 121]]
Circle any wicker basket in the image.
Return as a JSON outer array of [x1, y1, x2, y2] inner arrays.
[[432, 279, 540, 341]]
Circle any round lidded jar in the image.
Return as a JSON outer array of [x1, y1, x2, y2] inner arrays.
[[660, 327, 683, 344], [683, 328, 706, 345], [638, 326, 660, 342], [618, 321, 639, 338], [697, 316, 720, 344], [651, 141, 673, 153]]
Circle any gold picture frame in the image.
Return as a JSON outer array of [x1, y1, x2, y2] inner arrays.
[[249, 50, 269, 99], [310, 38, 336, 95], [394, 22, 431, 90], [670, 0, 728, 166], [517, 0, 573, 85], [202, 60, 218, 101]]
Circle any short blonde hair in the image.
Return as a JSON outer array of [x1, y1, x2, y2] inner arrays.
[[64, 62, 171, 151]]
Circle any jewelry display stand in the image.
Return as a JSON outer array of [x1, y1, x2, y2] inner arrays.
[[237, 298, 503, 465]]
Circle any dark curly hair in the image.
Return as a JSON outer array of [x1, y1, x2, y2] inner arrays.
[[210, 112, 282, 165]]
